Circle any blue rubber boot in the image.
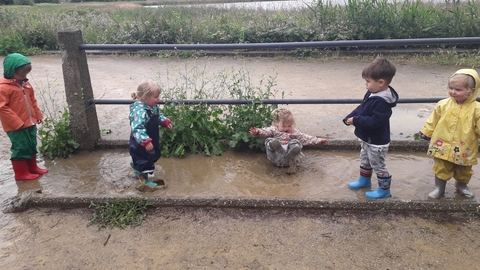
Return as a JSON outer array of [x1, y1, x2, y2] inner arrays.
[[366, 176, 391, 199], [145, 179, 158, 187], [348, 175, 372, 190], [138, 173, 158, 187]]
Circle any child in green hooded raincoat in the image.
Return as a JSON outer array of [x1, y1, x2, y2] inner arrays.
[[0, 53, 48, 181], [419, 69, 480, 199]]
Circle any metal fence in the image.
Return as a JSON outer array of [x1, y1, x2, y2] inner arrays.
[[57, 28, 480, 150]]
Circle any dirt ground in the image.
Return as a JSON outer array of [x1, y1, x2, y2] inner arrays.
[[1, 207, 480, 269], [2, 55, 480, 269]]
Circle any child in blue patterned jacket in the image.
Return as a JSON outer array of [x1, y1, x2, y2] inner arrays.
[[129, 80, 172, 191]]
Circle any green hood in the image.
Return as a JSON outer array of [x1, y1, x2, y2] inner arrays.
[[453, 68, 480, 104], [3, 53, 31, 79]]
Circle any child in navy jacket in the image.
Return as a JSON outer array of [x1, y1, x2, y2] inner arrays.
[[343, 56, 398, 199]]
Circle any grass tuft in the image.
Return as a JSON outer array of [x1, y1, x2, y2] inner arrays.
[[89, 197, 153, 230]]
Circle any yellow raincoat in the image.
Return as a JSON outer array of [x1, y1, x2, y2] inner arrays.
[[421, 69, 480, 166]]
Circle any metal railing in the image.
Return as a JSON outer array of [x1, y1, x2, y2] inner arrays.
[[88, 97, 480, 106], [57, 28, 480, 150], [84, 37, 480, 107], [80, 37, 480, 51]]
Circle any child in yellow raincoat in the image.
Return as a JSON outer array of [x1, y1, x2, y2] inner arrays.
[[419, 69, 480, 199]]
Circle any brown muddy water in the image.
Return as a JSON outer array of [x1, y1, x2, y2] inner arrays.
[[2, 149, 480, 269], [1, 149, 479, 204], [0, 55, 457, 204]]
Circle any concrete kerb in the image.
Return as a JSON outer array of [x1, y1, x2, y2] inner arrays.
[[4, 139, 479, 214], [95, 139, 431, 152], [3, 190, 480, 214]]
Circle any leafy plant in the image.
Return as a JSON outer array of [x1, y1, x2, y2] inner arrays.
[[161, 102, 227, 157], [159, 65, 229, 157], [35, 76, 79, 159], [38, 108, 79, 159], [89, 198, 153, 230], [224, 70, 281, 152], [158, 65, 281, 157]]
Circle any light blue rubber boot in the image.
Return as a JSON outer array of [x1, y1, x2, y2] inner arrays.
[[138, 173, 158, 187], [366, 176, 391, 199], [348, 175, 372, 190]]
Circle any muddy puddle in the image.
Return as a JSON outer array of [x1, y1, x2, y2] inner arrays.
[[1, 149, 479, 205]]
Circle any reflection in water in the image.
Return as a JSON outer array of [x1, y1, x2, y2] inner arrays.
[[16, 180, 43, 194], [149, 0, 317, 10], [1, 149, 478, 205], [149, 0, 447, 10]]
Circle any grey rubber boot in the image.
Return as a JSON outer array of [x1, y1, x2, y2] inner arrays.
[[455, 180, 474, 198], [268, 139, 285, 155], [427, 176, 446, 199]]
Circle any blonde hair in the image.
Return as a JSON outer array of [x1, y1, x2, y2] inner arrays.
[[448, 74, 475, 96], [131, 80, 162, 101], [271, 108, 295, 127]]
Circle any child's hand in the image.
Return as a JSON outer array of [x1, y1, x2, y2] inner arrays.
[[316, 138, 328, 145], [37, 119, 43, 124], [345, 117, 353, 125], [145, 142, 154, 151], [249, 127, 259, 136], [417, 131, 431, 141], [161, 118, 173, 130]]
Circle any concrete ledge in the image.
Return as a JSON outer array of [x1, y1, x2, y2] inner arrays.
[[3, 190, 479, 213], [95, 139, 430, 152]]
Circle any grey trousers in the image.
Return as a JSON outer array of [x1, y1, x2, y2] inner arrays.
[[359, 141, 390, 178], [265, 138, 302, 167]]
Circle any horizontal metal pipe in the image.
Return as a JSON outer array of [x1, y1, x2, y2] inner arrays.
[[79, 37, 480, 51], [88, 97, 462, 106]]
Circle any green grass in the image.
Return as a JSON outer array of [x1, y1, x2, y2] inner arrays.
[[2, 0, 480, 56], [89, 197, 153, 230]]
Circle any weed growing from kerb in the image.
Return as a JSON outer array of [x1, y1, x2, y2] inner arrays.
[[159, 65, 281, 157], [225, 70, 281, 152], [89, 198, 153, 230], [35, 76, 79, 159]]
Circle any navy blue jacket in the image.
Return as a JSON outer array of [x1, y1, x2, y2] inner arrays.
[[343, 86, 399, 145]]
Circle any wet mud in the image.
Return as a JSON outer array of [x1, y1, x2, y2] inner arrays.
[[2, 207, 480, 269], [2, 149, 480, 204], [1, 55, 480, 268]]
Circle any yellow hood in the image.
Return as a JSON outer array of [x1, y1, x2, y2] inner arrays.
[[453, 69, 480, 104]]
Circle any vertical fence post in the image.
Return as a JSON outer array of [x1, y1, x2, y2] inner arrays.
[[57, 28, 100, 151]]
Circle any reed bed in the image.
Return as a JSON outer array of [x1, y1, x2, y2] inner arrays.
[[1, 0, 480, 56]]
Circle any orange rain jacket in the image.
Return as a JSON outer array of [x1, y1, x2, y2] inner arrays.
[[0, 78, 43, 132]]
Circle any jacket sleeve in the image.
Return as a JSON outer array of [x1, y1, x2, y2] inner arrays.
[[291, 130, 324, 146], [28, 86, 43, 121], [130, 110, 150, 144], [343, 105, 361, 125], [474, 105, 480, 137], [343, 91, 369, 125], [159, 112, 171, 128], [352, 101, 391, 130], [0, 88, 24, 131], [256, 126, 275, 138], [421, 102, 442, 138]]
